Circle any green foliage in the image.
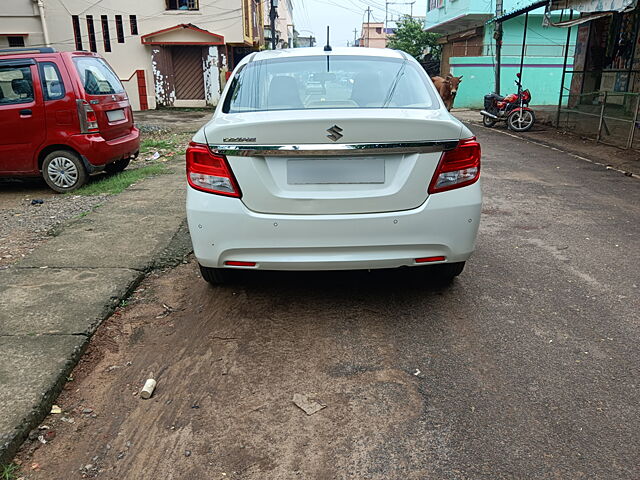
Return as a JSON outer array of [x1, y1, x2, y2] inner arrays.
[[1, 463, 19, 480], [140, 138, 174, 153], [72, 164, 170, 196], [140, 133, 192, 154], [387, 16, 441, 61]]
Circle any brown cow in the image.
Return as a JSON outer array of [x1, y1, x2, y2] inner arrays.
[[431, 74, 463, 111]]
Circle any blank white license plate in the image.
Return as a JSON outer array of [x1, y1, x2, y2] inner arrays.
[[287, 157, 385, 184], [106, 109, 126, 122]]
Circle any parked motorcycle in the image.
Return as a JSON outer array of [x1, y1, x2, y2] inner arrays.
[[481, 73, 535, 132]]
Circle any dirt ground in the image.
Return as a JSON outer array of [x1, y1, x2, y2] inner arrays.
[[7, 121, 640, 479], [16, 261, 441, 480], [134, 109, 212, 134], [452, 109, 640, 177]]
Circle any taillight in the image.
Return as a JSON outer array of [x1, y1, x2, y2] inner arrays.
[[86, 109, 98, 129], [186, 142, 241, 197], [428, 137, 481, 194], [76, 100, 99, 133]]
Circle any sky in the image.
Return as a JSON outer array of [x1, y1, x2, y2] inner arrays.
[[291, 0, 429, 48]]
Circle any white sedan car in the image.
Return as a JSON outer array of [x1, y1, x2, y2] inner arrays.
[[186, 47, 481, 284]]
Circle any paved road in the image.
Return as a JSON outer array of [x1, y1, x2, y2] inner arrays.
[[17, 126, 640, 479]]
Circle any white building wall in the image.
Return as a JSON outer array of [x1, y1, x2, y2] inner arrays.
[[0, 0, 254, 109], [0, 6, 46, 49], [203, 46, 221, 106]]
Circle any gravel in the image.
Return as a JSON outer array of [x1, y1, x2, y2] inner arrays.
[[0, 111, 199, 270], [0, 188, 109, 269], [137, 124, 170, 134]]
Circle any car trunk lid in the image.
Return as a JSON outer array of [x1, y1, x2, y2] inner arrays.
[[205, 109, 463, 215]]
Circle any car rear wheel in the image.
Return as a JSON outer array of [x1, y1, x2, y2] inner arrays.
[[42, 150, 88, 193], [199, 264, 232, 285], [104, 158, 130, 174]]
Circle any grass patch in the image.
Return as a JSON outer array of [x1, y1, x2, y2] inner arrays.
[[156, 106, 211, 112], [73, 164, 170, 196], [140, 138, 174, 153], [139, 133, 193, 156], [1, 464, 19, 480]]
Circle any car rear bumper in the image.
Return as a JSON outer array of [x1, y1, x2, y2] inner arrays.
[[187, 181, 482, 271], [70, 127, 140, 167]]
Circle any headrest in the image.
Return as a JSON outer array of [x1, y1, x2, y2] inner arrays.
[[11, 78, 32, 97], [267, 76, 303, 109], [351, 72, 384, 107]]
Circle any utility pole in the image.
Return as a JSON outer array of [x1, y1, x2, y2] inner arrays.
[[269, 0, 278, 50], [386, 2, 416, 28], [353, 28, 358, 46], [365, 6, 372, 47], [385, 3, 388, 30], [494, 0, 503, 94]]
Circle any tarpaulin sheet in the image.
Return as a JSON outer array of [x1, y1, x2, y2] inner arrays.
[[550, 0, 637, 12]]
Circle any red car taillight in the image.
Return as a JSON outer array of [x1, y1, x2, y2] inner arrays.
[[76, 100, 99, 133], [186, 142, 241, 197], [428, 137, 481, 194]]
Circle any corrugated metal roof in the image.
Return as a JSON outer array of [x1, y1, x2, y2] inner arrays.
[[487, 0, 548, 23]]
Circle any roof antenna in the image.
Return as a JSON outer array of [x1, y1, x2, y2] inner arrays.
[[324, 26, 332, 52]]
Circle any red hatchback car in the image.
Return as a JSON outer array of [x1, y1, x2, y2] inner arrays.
[[0, 48, 139, 192]]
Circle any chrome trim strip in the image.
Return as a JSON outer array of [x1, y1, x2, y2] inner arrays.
[[208, 140, 459, 157]]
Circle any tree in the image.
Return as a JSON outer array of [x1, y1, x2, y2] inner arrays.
[[387, 16, 441, 61]]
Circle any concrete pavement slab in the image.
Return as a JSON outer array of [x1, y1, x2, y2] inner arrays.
[[0, 165, 191, 464], [18, 171, 186, 270], [0, 267, 141, 336], [0, 335, 86, 466]]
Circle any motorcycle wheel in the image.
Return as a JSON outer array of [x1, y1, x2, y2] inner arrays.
[[507, 109, 535, 132], [482, 115, 497, 128]]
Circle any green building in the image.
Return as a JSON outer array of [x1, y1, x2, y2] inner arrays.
[[425, 0, 577, 108]]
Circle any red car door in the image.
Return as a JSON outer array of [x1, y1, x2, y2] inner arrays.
[[38, 59, 78, 139], [0, 59, 46, 174]]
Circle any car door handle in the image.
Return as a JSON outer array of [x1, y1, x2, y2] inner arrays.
[[19, 109, 32, 116]]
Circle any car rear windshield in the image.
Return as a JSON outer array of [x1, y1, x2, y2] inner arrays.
[[222, 55, 438, 113], [73, 56, 124, 95]]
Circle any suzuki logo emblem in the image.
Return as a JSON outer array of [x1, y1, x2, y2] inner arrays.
[[326, 125, 343, 142]]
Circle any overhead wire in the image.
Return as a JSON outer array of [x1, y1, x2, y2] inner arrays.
[[58, 0, 243, 20], [45, 0, 425, 53], [23, 7, 244, 50]]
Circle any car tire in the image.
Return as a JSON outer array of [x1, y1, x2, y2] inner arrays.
[[434, 261, 465, 283], [42, 150, 88, 193], [199, 264, 232, 285], [104, 158, 131, 174], [482, 115, 497, 128]]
